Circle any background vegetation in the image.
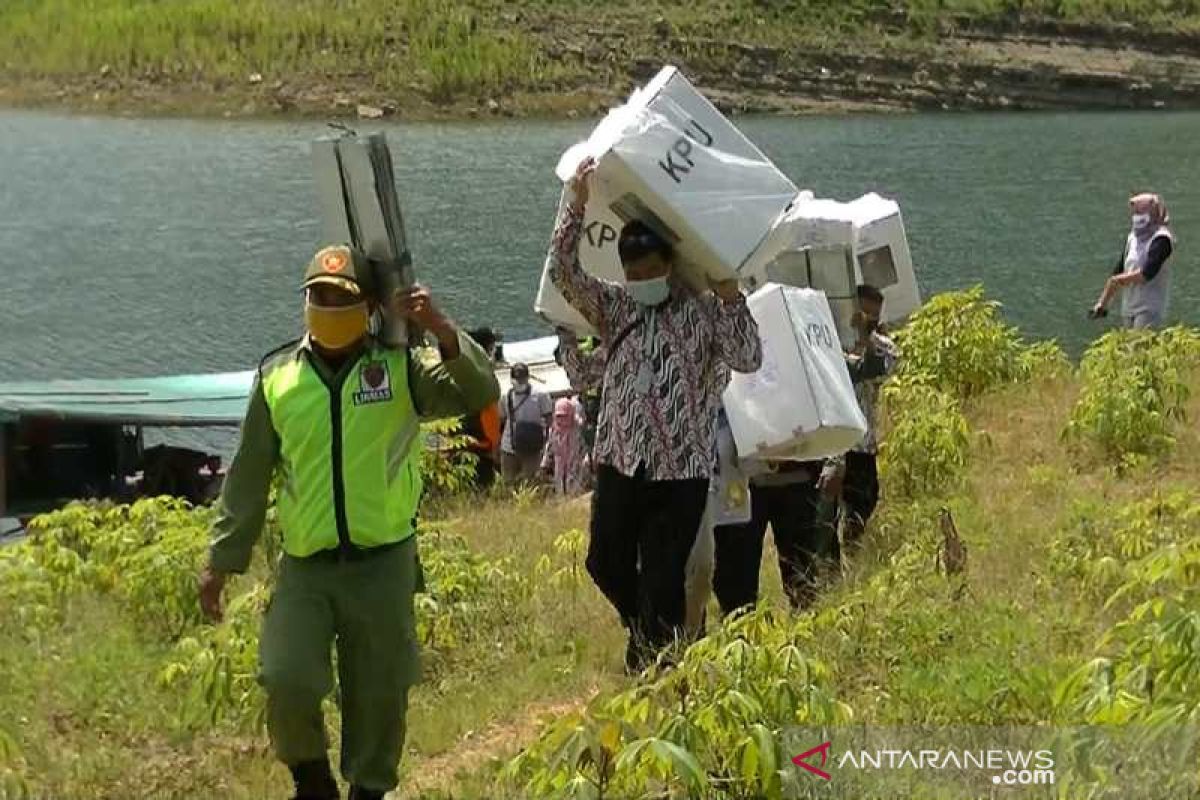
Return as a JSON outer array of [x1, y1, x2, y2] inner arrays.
[[2, 289, 1200, 798], [2, 0, 1200, 114]]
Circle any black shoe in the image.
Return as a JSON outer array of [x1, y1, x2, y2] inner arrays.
[[289, 759, 339, 800], [348, 787, 386, 800]]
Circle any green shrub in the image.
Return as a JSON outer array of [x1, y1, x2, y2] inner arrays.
[[1048, 491, 1198, 602], [880, 289, 1073, 500], [1056, 492, 1200, 729], [893, 286, 1026, 401], [421, 418, 481, 499], [1064, 328, 1198, 459], [21, 499, 212, 638], [0, 549, 61, 641], [504, 607, 850, 799], [2, 477, 521, 730], [1018, 339, 1072, 382], [160, 582, 270, 730], [878, 377, 971, 498], [415, 527, 529, 674]]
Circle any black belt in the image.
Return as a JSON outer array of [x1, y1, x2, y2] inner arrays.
[[301, 538, 406, 563]]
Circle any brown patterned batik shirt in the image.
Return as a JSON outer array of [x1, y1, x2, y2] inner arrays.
[[548, 204, 762, 481]]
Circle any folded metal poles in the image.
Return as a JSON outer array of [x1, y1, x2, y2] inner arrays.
[[312, 131, 417, 347]]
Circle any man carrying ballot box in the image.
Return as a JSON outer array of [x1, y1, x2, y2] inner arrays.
[[822, 284, 900, 548], [713, 458, 840, 613], [549, 158, 762, 672]]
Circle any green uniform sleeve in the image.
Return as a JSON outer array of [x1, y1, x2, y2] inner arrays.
[[410, 329, 501, 420], [210, 376, 280, 574]]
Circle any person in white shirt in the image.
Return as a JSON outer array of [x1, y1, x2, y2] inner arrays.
[[499, 362, 553, 485], [1090, 193, 1175, 329]]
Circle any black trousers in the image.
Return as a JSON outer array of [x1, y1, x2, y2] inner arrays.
[[587, 464, 709, 670], [841, 451, 880, 545], [471, 452, 497, 490], [713, 480, 837, 613]]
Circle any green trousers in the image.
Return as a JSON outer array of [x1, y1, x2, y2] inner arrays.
[[258, 537, 422, 792]]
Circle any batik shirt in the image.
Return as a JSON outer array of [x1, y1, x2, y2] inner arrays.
[[549, 206, 762, 481], [561, 339, 607, 393]]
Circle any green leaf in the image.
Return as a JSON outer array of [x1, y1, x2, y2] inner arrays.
[[750, 724, 779, 791], [648, 738, 705, 789]]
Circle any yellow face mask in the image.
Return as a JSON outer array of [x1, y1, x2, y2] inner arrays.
[[304, 301, 369, 350]]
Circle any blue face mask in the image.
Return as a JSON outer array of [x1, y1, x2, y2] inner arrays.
[[627, 276, 670, 307]]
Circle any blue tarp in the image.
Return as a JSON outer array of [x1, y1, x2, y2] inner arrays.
[[0, 371, 255, 427], [0, 336, 569, 428]]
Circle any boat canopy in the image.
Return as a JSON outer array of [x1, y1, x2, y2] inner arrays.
[[0, 335, 574, 429], [494, 335, 572, 397], [0, 371, 255, 427]]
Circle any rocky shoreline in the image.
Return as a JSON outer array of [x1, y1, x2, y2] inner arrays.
[[3, 21, 1200, 121]]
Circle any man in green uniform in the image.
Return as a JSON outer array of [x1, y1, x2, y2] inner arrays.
[[198, 244, 499, 800]]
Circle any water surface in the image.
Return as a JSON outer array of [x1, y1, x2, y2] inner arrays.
[[1, 109, 1194, 381]]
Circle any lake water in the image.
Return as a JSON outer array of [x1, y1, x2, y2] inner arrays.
[[1, 108, 1196, 385]]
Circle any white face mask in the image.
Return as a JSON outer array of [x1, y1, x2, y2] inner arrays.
[[627, 276, 670, 307], [513, 378, 529, 391], [1132, 213, 1152, 230]]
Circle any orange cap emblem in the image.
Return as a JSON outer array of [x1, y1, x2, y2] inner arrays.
[[321, 250, 348, 273]]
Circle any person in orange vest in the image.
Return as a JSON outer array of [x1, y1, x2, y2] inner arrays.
[[462, 327, 502, 488]]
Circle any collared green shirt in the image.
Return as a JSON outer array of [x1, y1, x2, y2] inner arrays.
[[210, 330, 499, 573]]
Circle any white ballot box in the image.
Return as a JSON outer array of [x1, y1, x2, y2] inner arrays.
[[533, 186, 627, 334], [553, 65, 796, 298], [845, 193, 921, 324], [742, 202, 860, 347], [723, 284, 868, 462], [743, 192, 921, 334]]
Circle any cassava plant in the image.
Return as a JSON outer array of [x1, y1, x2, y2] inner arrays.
[[415, 526, 529, 675], [25, 498, 213, 638], [421, 418, 481, 498], [892, 286, 1026, 401], [504, 607, 851, 799], [877, 376, 971, 498], [160, 582, 271, 730], [1055, 489, 1200, 781], [1064, 328, 1197, 459], [1018, 339, 1072, 383]]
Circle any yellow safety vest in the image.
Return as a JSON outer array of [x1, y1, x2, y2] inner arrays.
[[260, 345, 422, 557]]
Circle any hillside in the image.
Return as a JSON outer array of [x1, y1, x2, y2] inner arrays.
[[3, 290, 1199, 798], [2, 1, 1200, 119]]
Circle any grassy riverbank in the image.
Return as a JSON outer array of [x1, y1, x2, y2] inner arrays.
[[0, 494, 614, 799], [2, 290, 1199, 798], [3, 1, 1200, 119]]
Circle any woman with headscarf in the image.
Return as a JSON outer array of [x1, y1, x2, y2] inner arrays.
[[1090, 193, 1176, 329], [541, 396, 589, 495]]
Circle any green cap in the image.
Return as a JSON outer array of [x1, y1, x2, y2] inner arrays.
[[303, 244, 376, 297]]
